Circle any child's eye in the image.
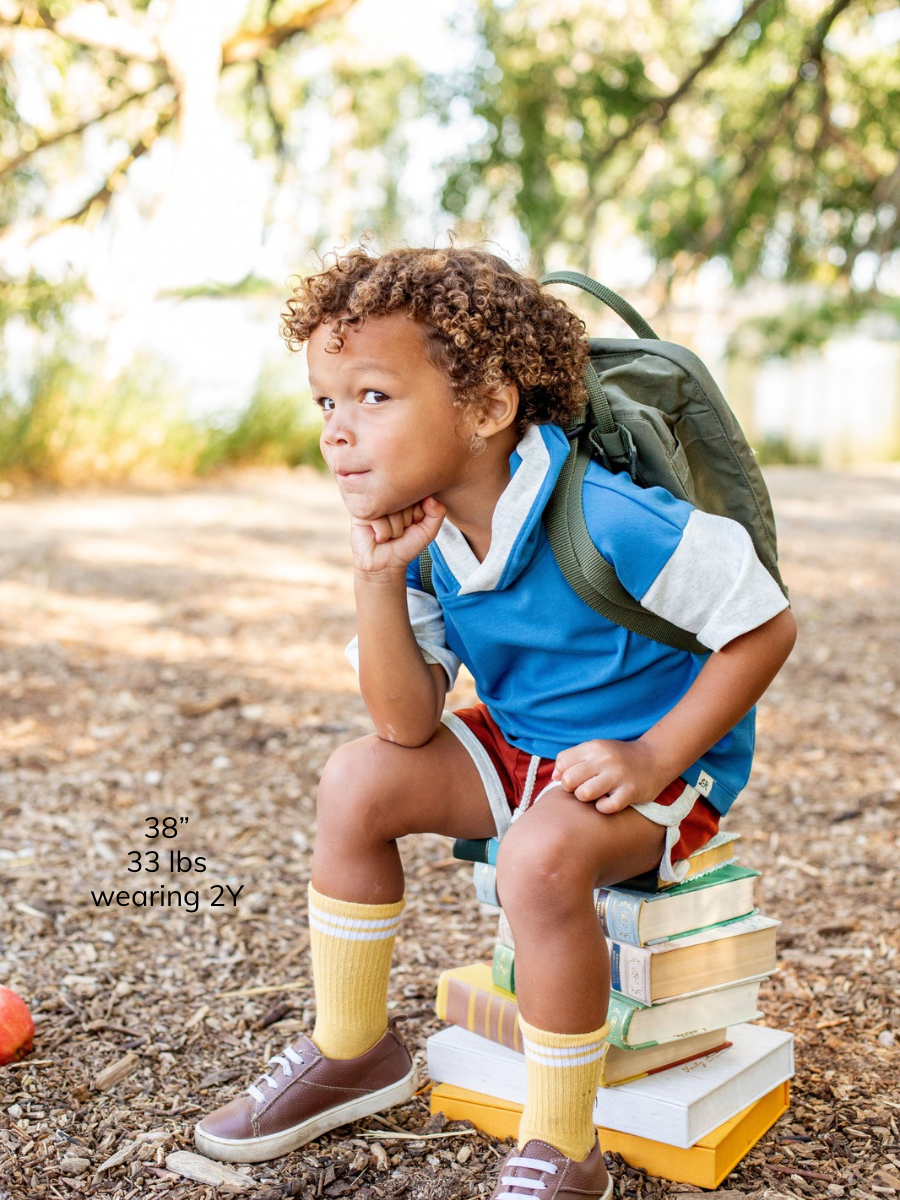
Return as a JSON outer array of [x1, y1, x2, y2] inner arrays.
[[361, 390, 389, 405], [315, 396, 334, 412]]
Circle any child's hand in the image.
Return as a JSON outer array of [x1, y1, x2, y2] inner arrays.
[[551, 738, 670, 814], [351, 496, 446, 577]]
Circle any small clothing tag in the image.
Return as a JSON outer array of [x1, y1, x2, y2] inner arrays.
[[696, 770, 715, 797]]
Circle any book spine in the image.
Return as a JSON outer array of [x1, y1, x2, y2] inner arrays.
[[608, 940, 652, 1006], [453, 838, 500, 865], [492, 944, 515, 993], [435, 972, 638, 1052], [474, 862, 500, 907], [497, 910, 514, 949], [596, 889, 643, 945], [435, 972, 520, 1052], [605, 994, 641, 1050], [601, 1040, 732, 1089], [491, 937, 652, 1007]]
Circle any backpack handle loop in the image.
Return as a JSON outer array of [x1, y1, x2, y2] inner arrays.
[[542, 270, 660, 340], [544, 271, 647, 480]]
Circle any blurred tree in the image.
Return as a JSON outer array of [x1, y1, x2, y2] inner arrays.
[[0, 0, 360, 296], [433, 0, 900, 300]]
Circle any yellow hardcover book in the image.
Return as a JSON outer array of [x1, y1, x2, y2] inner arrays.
[[430, 1079, 790, 1189], [436, 962, 521, 1052]]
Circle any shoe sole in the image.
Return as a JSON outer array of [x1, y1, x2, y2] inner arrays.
[[194, 1065, 418, 1163]]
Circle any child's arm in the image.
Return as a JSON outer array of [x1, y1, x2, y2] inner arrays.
[[552, 606, 797, 812], [351, 496, 449, 747]]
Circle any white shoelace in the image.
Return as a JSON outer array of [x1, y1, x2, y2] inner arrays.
[[495, 1155, 559, 1199], [247, 1045, 305, 1103]]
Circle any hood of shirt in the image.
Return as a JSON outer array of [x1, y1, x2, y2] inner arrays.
[[431, 422, 572, 596]]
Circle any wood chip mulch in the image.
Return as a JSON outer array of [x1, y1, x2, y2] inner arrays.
[[1, 464, 898, 1200]]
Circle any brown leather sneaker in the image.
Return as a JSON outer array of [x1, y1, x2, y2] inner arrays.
[[194, 1024, 416, 1162], [490, 1138, 613, 1200]]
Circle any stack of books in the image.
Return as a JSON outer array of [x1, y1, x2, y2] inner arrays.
[[427, 831, 794, 1188]]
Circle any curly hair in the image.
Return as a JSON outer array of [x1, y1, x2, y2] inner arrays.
[[281, 246, 588, 436]]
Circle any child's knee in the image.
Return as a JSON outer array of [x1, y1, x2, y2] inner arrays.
[[317, 736, 383, 814], [315, 735, 416, 840], [495, 817, 591, 918]]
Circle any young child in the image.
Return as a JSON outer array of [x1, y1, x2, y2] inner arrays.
[[195, 247, 797, 1199]]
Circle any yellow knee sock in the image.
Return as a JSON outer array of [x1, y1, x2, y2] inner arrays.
[[517, 1015, 610, 1161], [307, 883, 405, 1060]]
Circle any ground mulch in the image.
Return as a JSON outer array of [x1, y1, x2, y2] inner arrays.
[[0, 464, 898, 1200]]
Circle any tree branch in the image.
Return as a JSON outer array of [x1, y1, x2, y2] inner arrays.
[[587, 0, 771, 176], [255, 60, 287, 160], [3, 0, 361, 68], [0, 102, 176, 246], [695, 0, 863, 256], [0, 83, 165, 179], [221, 0, 357, 65], [63, 102, 176, 225], [1, 2, 161, 61], [570, 0, 772, 240]]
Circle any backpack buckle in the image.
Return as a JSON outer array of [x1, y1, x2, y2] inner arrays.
[[588, 424, 638, 481], [564, 422, 584, 441]]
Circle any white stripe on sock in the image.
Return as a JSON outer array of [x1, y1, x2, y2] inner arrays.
[[522, 1037, 607, 1067], [522, 1036, 606, 1056], [522, 1045, 608, 1068], [308, 905, 402, 930], [308, 912, 401, 941]]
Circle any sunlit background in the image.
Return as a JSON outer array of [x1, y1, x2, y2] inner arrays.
[[1, 0, 899, 483]]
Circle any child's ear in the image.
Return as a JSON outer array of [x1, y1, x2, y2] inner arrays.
[[475, 382, 519, 438]]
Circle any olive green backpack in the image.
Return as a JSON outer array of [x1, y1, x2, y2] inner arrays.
[[418, 270, 787, 655]]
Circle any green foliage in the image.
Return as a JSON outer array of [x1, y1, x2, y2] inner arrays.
[[0, 271, 84, 332], [156, 274, 281, 301], [0, 349, 199, 483], [754, 436, 821, 467], [195, 371, 323, 474], [435, 3, 656, 267], [429, 0, 900, 289], [729, 293, 900, 359], [0, 350, 323, 484], [633, 1, 900, 290]]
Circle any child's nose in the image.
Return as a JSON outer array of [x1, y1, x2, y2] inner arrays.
[[322, 409, 355, 447]]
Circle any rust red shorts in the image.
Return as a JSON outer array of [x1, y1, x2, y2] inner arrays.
[[444, 701, 720, 878]]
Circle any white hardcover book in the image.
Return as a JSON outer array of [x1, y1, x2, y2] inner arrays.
[[427, 1022, 794, 1149]]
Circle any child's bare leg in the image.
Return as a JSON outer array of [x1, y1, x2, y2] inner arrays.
[[306, 724, 498, 1062], [312, 723, 498, 903], [494, 789, 665, 1167], [496, 789, 666, 1031], [195, 724, 498, 1163]]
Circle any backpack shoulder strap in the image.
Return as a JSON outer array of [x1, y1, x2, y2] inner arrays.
[[543, 433, 710, 656]]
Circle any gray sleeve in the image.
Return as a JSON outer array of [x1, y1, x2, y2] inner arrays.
[[344, 586, 461, 690], [640, 509, 790, 652]]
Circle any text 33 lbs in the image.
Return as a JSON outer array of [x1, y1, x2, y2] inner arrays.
[[128, 850, 206, 872]]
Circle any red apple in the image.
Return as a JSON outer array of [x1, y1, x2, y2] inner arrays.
[[0, 986, 35, 1065]]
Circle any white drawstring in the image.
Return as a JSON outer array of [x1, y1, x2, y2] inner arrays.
[[516, 754, 542, 816]]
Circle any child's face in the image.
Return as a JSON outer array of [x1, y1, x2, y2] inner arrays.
[[308, 312, 477, 522]]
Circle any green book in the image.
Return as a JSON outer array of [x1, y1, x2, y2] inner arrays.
[[596, 864, 759, 947], [605, 977, 764, 1049], [492, 942, 515, 993]]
